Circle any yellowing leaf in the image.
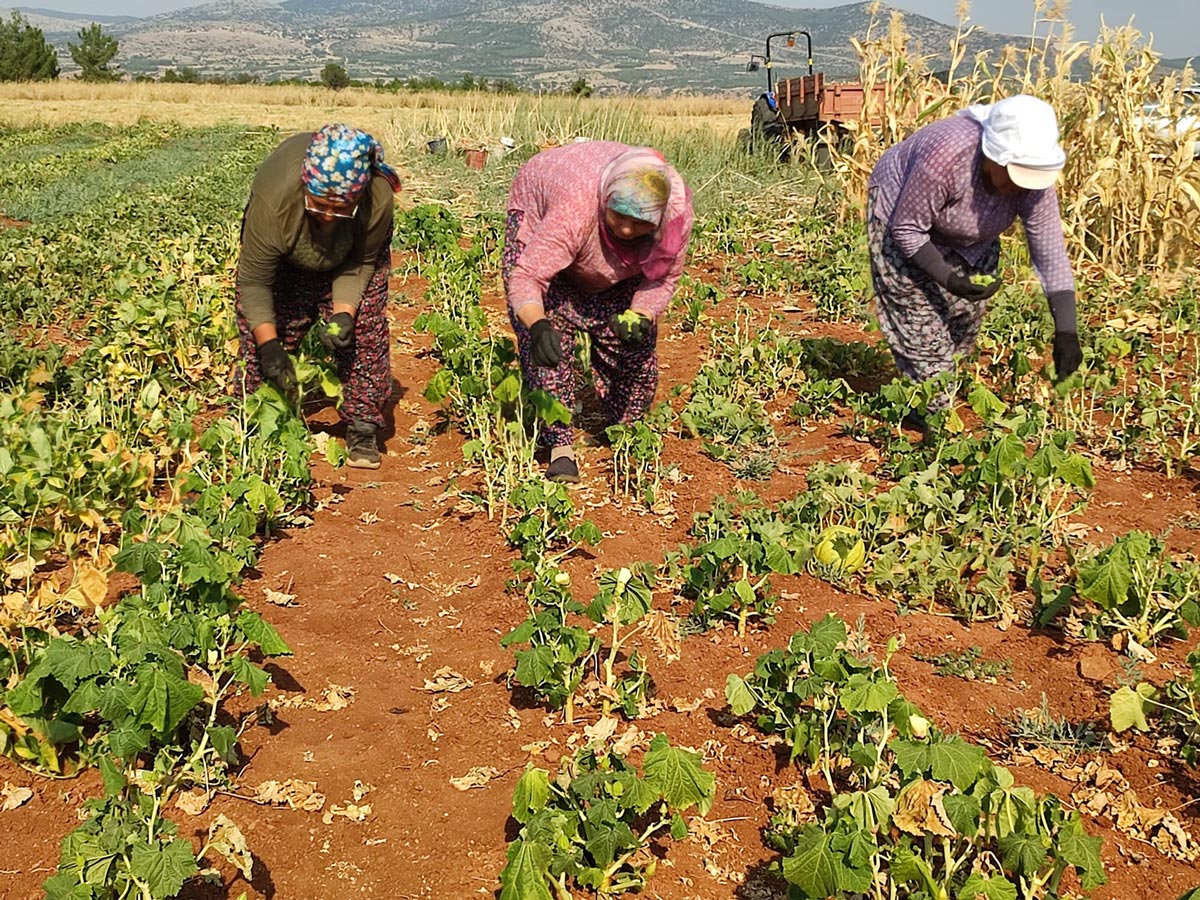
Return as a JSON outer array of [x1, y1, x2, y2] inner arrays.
[[322, 802, 372, 824], [252, 779, 325, 812], [174, 790, 211, 816], [74, 564, 109, 607], [207, 814, 253, 880], [263, 588, 297, 607], [894, 779, 957, 837], [450, 766, 501, 791], [1, 782, 34, 812], [420, 667, 474, 693]]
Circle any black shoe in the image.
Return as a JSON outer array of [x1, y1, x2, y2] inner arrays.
[[346, 421, 381, 469], [901, 411, 927, 435], [546, 456, 580, 483]]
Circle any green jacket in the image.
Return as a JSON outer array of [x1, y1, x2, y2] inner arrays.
[[237, 132, 394, 331]]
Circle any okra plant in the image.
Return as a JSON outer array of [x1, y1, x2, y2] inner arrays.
[[727, 615, 1106, 900], [499, 734, 715, 900]]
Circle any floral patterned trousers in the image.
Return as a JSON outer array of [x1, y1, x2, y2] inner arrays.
[[235, 235, 393, 427], [503, 211, 658, 448]]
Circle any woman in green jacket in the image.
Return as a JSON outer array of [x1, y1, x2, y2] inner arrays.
[[235, 124, 401, 468]]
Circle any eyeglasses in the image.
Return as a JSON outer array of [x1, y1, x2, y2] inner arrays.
[[304, 192, 359, 220]]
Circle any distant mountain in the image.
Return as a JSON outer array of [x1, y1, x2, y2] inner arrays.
[[1159, 55, 1198, 70], [5, 0, 1020, 92], [15, 5, 133, 22]]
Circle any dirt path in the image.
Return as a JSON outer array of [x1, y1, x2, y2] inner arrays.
[[3, 267, 1200, 900]]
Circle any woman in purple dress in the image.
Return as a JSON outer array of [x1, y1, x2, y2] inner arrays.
[[867, 94, 1083, 416]]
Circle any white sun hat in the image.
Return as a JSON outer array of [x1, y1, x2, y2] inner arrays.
[[961, 95, 1067, 190]]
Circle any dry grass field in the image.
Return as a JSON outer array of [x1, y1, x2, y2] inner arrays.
[[0, 81, 749, 152]]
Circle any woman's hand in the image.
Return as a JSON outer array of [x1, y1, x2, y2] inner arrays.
[[609, 309, 652, 345], [946, 272, 1002, 301], [319, 311, 356, 351], [1052, 331, 1083, 383], [257, 339, 299, 404], [529, 318, 563, 367]]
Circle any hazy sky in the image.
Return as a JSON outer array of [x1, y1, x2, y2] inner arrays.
[[771, 0, 1198, 57], [18, 0, 1200, 58]]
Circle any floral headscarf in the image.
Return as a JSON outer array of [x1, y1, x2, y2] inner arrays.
[[302, 124, 402, 203]]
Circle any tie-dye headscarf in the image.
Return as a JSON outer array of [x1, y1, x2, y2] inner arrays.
[[302, 124, 402, 203], [598, 147, 692, 282], [602, 151, 672, 225]]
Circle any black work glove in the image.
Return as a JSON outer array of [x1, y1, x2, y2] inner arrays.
[[1052, 331, 1083, 383], [318, 311, 355, 351], [608, 310, 652, 345], [528, 318, 563, 368], [946, 272, 1002, 301], [257, 338, 299, 404]]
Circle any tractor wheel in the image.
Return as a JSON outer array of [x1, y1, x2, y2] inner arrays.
[[748, 97, 787, 159]]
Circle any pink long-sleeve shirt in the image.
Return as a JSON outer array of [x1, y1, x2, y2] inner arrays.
[[505, 141, 693, 318]]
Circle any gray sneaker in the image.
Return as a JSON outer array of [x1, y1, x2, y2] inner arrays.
[[346, 421, 381, 469]]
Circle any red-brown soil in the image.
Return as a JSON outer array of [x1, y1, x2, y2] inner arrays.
[[2, 264, 1199, 900]]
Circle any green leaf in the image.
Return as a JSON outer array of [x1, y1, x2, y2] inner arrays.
[[998, 831, 1049, 877], [1076, 546, 1133, 610], [782, 827, 841, 897], [890, 841, 928, 885], [807, 615, 848, 658], [620, 774, 661, 815], [235, 611, 292, 657], [107, 721, 151, 759], [670, 813, 689, 840], [513, 646, 556, 691], [1056, 813, 1106, 890], [43, 873, 95, 900], [128, 665, 204, 738], [968, 383, 1007, 421], [836, 786, 894, 833], [207, 726, 239, 766], [990, 433, 1026, 479], [1055, 454, 1095, 489], [891, 738, 932, 779], [644, 733, 715, 815], [930, 737, 986, 792], [113, 540, 166, 584], [725, 674, 757, 717], [177, 539, 223, 585], [44, 640, 112, 689], [1110, 683, 1156, 733], [130, 837, 199, 899], [841, 675, 899, 714], [99, 754, 125, 798], [230, 656, 271, 697], [958, 873, 1018, 900], [494, 373, 521, 404], [942, 792, 981, 837], [584, 801, 636, 869], [512, 767, 551, 825]]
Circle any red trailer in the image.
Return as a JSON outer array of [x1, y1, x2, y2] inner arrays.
[[741, 30, 885, 154]]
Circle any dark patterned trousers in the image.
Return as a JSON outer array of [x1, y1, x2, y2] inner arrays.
[[867, 188, 1000, 409], [235, 235, 393, 427], [502, 211, 658, 449]]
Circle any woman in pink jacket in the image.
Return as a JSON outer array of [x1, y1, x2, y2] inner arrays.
[[504, 142, 694, 482]]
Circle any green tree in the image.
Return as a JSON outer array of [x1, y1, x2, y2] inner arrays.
[[320, 62, 350, 90], [69, 23, 119, 82], [162, 65, 201, 83], [568, 76, 592, 97], [0, 12, 59, 81]]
